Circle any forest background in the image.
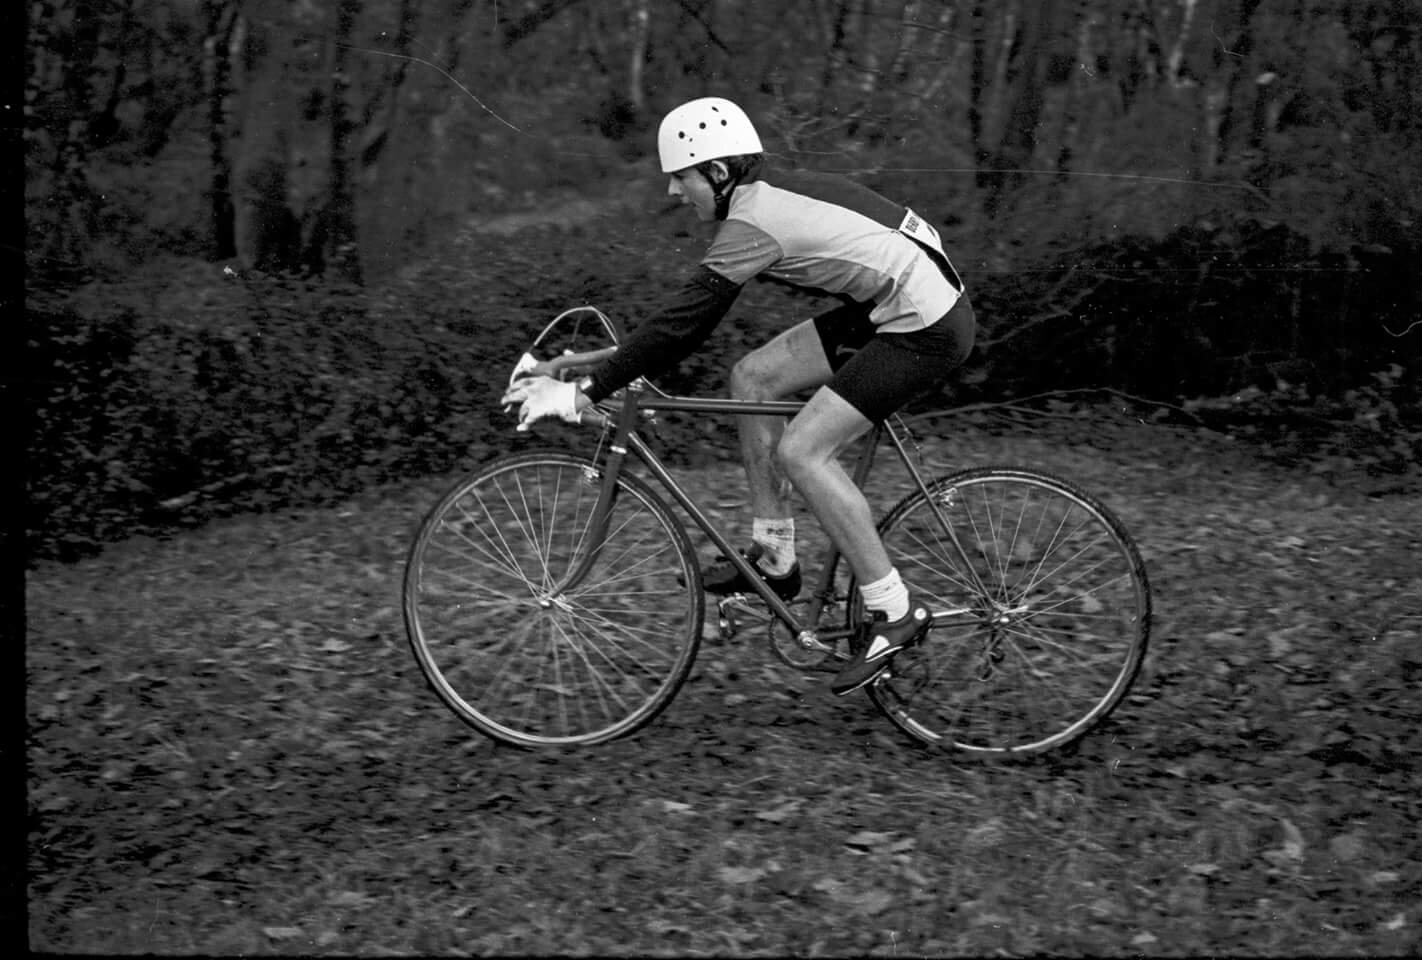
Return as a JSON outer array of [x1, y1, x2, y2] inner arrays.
[[21, 4, 1422, 954], [21, 0, 1422, 557]]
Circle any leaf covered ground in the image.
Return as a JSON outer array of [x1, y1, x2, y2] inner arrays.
[[25, 413, 1422, 956]]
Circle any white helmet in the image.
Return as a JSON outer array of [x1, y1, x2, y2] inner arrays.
[[657, 97, 764, 173]]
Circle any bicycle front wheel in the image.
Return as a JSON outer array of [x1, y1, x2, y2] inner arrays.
[[867, 467, 1151, 755], [403, 451, 704, 747]]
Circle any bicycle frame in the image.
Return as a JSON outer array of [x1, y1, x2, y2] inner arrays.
[[412, 321, 1151, 750], [557, 382, 987, 656]]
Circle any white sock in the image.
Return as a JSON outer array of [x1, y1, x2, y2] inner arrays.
[[752, 517, 796, 576], [860, 568, 910, 621]]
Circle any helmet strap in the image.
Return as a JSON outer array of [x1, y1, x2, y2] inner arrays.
[[699, 162, 739, 221]]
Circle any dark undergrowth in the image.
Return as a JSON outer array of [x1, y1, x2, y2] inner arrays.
[[22, 208, 1422, 564]]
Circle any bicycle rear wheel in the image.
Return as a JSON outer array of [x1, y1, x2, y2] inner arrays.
[[403, 451, 704, 747], [866, 467, 1151, 755]]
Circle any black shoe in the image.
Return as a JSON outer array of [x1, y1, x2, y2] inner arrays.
[[831, 597, 931, 696], [703, 543, 801, 602]]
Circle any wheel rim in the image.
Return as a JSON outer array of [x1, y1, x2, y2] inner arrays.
[[405, 455, 701, 746], [871, 471, 1150, 754]]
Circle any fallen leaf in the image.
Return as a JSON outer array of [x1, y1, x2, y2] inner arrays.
[[329, 890, 376, 907], [716, 865, 766, 884], [754, 799, 802, 823], [855, 889, 894, 915], [1279, 818, 1306, 860], [262, 926, 304, 940], [968, 912, 1012, 928], [1328, 832, 1366, 862], [812, 878, 894, 915], [844, 830, 894, 850]]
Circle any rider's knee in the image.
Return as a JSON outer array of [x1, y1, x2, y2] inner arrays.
[[729, 354, 777, 401], [775, 424, 814, 480]]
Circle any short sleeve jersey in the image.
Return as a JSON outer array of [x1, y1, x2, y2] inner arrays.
[[704, 169, 961, 333]]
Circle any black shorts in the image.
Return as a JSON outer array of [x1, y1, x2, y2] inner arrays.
[[813, 295, 976, 422]]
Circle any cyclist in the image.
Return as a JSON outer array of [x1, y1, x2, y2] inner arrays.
[[502, 96, 975, 696]]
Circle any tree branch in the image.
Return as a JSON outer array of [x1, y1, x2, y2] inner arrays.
[[670, 0, 733, 55], [975, 266, 1108, 351]]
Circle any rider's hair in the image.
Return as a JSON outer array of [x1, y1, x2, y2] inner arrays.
[[695, 152, 764, 187]]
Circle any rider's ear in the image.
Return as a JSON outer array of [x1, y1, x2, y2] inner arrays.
[[708, 160, 731, 187]]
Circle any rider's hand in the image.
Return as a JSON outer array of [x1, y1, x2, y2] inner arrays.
[[508, 352, 561, 386], [501, 375, 581, 432], [508, 352, 540, 388]]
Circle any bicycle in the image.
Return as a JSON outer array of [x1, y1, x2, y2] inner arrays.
[[403, 307, 1152, 754]]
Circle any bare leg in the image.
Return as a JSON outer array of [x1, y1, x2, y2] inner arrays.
[[775, 387, 892, 585], [728, 321, 834, 518]]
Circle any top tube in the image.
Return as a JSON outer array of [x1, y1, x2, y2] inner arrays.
[[579, 389, 806, 431], [541, 348, 806, 421], [633, 394, 804, 417]]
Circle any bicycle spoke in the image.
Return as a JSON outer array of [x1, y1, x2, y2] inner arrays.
[[868, 469, 1150, 754]]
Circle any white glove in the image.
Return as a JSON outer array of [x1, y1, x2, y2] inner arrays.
[[507, 352, 539, 391], [500, 375, 581, 432]]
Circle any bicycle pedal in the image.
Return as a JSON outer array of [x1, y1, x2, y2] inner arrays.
[[718, 595, 774, 622]]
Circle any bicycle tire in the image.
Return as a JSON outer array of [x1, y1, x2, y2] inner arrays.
[[863, 467, 1151, 755], [403, 451, 704, 747]]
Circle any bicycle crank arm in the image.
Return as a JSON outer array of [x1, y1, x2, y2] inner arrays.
[[926, 604, 974, 625]]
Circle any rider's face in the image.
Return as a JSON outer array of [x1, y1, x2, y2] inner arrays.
[[667, 165, 722, 221]]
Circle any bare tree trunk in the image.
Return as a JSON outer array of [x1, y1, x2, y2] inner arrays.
[[357, 0, 420, 170], [885, 0, 922, 86], [979, 0, 1021, 185], [626, 0, 649, 114], [915, 2, 961, 107], [50, 0, 102, 263], [968, 0, 989, 187], [25, 0, 53, 124], [817, 0, 852, 115], [203, 0, 238, 260], [1167, 0, 1199, 87], [852, 0, 880, 98], [88, 0, 135, 148], [437, 0, 480, 78], [984, 0, 1054, 216], [1213, 0, 1262, 168], [1055, 0, 1091, 179], [322, 0, 362, 283], [1116, 1, 1148, 112]]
